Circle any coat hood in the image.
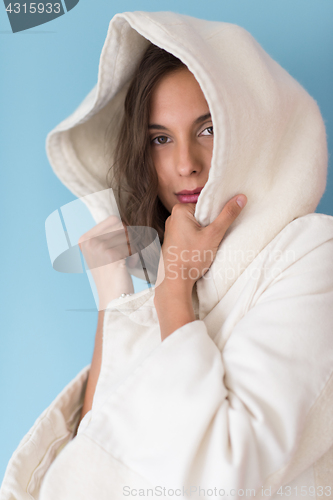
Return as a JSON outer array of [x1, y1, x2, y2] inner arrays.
[[46, 11, 327, 318]]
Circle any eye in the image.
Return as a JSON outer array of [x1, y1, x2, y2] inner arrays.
[[151, 135, 170, 145], [200, 126, 213, 136]]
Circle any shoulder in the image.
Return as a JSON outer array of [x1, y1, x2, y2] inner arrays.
[[244, 213, 333, 289], [265, 213, 333, 265], [287, 212, 333, 233], [277, 212, 333, 244]]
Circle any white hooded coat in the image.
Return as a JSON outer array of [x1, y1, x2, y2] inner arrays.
[[1, 10, 333, 500]]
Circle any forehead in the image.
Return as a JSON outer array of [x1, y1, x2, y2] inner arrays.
[[149, 68, 210, 121]]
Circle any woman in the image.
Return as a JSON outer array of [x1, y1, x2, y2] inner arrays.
[[76, 43, 247, 425], [1, 11, 332, 500]]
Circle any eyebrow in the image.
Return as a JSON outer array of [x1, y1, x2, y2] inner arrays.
[[148, 112, 212, 130]]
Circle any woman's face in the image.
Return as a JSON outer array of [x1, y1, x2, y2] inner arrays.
[[149, 68, 213, 213]]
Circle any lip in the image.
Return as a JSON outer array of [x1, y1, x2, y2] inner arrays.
[[175, 187, 204, 195], [176, 193, 201, 203]]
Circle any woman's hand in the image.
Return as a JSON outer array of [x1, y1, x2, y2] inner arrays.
[[156, 194, 247, 293], [78, 215, 138, 310], [154, 194, 247, 341]]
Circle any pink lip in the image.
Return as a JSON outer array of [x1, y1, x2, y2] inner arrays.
[[175, 187, 204, 195], [175, 187, 204, 204], [176, 193, 201, 203]]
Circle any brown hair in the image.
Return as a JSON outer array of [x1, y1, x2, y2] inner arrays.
[[107, 43, 186, 245]]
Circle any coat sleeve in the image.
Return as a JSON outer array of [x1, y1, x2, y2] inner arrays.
[[82, 236, 333, 496], [0, 365, 90, 500]]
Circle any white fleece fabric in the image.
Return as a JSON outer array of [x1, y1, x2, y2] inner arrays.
[[1, 11, 333, 500]]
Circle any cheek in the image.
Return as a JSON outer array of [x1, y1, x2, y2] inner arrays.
[[150, 148, 175, 202], [156, 173, 174, 208], [153, 156, 171, 188], [151, 148, 166, 173], [151, 142, 174, 170], [204, 139, 214, 159], [200, 144, 213, 175], [157, 178, 170, 201]]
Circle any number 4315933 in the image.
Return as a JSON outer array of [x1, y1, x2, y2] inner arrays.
[[6, 3, 61, 14]]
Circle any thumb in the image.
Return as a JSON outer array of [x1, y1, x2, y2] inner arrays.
[[208, 194, 247, 237]]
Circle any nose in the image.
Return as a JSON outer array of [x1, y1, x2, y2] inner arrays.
[[175, 139, 202, 176]]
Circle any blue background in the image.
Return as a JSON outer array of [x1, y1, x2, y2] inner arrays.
[[1, 0, 332, 483]]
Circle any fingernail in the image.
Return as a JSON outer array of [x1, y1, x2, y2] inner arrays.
[[236, 195, 247, 208]]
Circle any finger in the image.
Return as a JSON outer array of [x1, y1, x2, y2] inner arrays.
[[83, 227, 145, 260], [79, 229, 127, 251], [208, 194, 247, 237], [182, 203, 198, 221], [186, 203, 197, 214], [78, 215, 123, 243], [83, 242, 131, 269], [172, 202, 196, 215]]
